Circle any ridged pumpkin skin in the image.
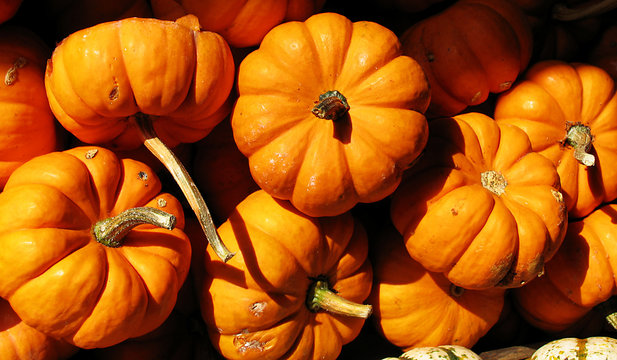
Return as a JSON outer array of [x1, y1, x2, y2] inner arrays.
[[531, 337, 617, 360], [495, 60, 617, 219], [198, 190, 373, 359], [0, 26, 58, 189], [383, 345, 482, 360], [232, 12, 430, 217], [150, 0, 326, 48], [514, 203, 617, 332], [400, 0, 533, 117], [390, 112, 568, 289], [44, 15, 235, 151], [0, 146, 191, 349], [0, 298, 77, 360], [369, 227, 505, 350]]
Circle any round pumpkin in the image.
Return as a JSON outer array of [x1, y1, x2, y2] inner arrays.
[[0, 146, 191, 349], [232, 12, 430, 217], [369, 225, 505, 350], [531, 336, 617, 360], [399, 0, 533, 117], [0, 25, 58, 190], [494, 60, 617, 219], [150, 0, 326, 48], [0, 298, 77, 360], [197, 190, 373, 359], [514, 203, 617, 333], [390, 112, 568, 289], [0, 0, 22, 24]]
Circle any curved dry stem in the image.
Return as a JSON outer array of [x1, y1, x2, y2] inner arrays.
[[307, 279, 372, 318], [135, 115, 235, 262], [94, 206, 176, 247], [553, 0, 617, 21]]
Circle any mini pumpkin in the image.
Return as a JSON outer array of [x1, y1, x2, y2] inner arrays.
[[399, 0, 533, 117], [197, 190, 373, 359], [0, 25, 58, 190], [390, 112, 567, 289], [44, 14, 236, 261], [531, 336, 617, 360], [369, 225, 505, 350], [514, 203, 617, 333], [382, 345, 482, 360], [150, 0, 326, 48], [232, 12, 430, 217], [0, 146, 191, 349], [494, 60, 617, 219], [0, 298, 77, 360]]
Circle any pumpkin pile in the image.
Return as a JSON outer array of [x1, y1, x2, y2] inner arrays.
[[1, 0, 617, 359]]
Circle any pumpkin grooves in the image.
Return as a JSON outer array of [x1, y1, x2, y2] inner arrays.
[[311, 90, 350, 120], [135, 114, 235, 262], [93, 206, 176, 247], [565, 123, 595, 166], [306, 279, 372, 318], [552, 0, 617, 21]]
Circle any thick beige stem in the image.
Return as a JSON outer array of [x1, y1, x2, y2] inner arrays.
[[135, 115, 235, 262], [307, 279, 372, 318], [94, 207, 176, 247]]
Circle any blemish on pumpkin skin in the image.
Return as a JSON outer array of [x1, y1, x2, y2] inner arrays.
[[249, 301, 266, 317], [138, 171, 149, 186], [157, 198, 167, 207], [233, 329, 266, 353], [450, 208, 458, 216], [109, 85, 119, 101], [85, 149, 98, 159]]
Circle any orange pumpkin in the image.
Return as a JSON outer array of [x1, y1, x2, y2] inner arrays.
[[369, 225, 505, 350], [150, 0, 326, 48], [232, 12, 430, 217], [0, 25, 58, 190], [514, 203, 617, 332], [197, 190, 373, 359], [0, 146, 191, 349], [390, 112, 568, 289], [0, 298, 77, 360], [494, 60, 617, 219], [399, 0, 533, 117], [44, 14, 236, 262]]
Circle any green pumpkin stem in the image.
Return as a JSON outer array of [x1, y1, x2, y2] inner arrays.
[[94, 207, 176, 248], [307, 279, 372, 318], [135, 113, 235, 262], [564, 123, 595, 167], [312, 90, 350, 121], [552, 0, 617, 21]]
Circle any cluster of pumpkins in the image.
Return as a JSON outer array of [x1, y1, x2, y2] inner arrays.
[[1, 0, 617, 359]]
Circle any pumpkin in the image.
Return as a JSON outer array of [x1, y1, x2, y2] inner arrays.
[[0, 146, 191, 349], [494, 60, 617, 219], [382, 345, 482, 360], [150, 0, 326, 48], [192, 119, 259, 225], [399, 0, 533, 117], [196, 190, 373, 359], [513, 203, 617, 333], [390, 112, 567, 289], [0, 298, 77, 360], [531, 336, 617, 360], [369, 225, 505, 350], [0, 25, 58, 190], [232, 12, 430, 217], [44, 14, 236, 261]]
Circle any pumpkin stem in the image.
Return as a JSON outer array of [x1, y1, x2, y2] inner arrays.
[[135, 114, 235, 262], [552, 0, 617, 21], [481, 170, 508, 196], [564, 123, 595, 166], [93, 207, 176, 247], [312, 90, 350, 121], [4, 56, 27, 86], [306, 279, 372, 318]]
